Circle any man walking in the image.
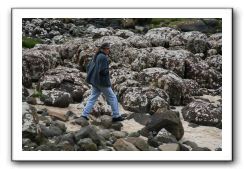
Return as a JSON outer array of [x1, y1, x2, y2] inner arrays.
[[81, 43, 124, 122]]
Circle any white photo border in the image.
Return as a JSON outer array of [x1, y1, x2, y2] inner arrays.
[[12, 8, 233, 161]]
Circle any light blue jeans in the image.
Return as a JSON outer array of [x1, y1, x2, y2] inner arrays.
[[81, 85, 121, 118]]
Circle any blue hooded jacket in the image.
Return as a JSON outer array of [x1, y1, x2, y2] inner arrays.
[[86, 52, 111, 87]]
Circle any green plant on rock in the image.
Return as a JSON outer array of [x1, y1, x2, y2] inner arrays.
[[22, 37, 42, 48], [32, 89, 43, 98]]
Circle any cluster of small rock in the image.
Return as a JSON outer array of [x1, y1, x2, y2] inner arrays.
[[22, 18, 222, 151], [23, 102, 217, 151]]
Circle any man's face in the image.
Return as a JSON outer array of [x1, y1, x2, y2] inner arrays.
[[104, 48, 110, 55]]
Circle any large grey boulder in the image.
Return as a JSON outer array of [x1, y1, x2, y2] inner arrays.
[[205, 54, 222, 73], [59, 38, 93, 60], [23, 18, 66, 40], [22, 104, 38, 140], [110, 68, 139, 99], [138, 68, 186, 105], [75, 39, 96, 72], [39, 124, 64, 138], [127, 35, 151, 48], [207, 33, 222, 54], [41, 89, 73, 108], [86, 25, 114, 38], [145, 27, 180, 47], [181, 79, 201, 105], [141, 108, 184, 141], [118, 47, 139, 65], [181, 100, 222, 128], [74, 125, 106, 146], [156, 49, 194, 78], [22, 45, 62, 88], [130, 47, 161, 71], [185, 58, 222, 89], [39, 66, 86, 89], [121, 86, 169, 114], [69, 24, 86, 37], [130, 47, 195, 80], [39, 66, 89, 102], [170, 31, 209, 54], [115, 29, 135, 38]]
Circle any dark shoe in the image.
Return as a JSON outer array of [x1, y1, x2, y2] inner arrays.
[[81, 116, 89, 121], [112, 116, 124, 122]]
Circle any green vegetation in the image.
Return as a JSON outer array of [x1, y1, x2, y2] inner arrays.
[[32, 89, 43, 98], [150, 18, 190, 29], [22, 37, 42, 48]]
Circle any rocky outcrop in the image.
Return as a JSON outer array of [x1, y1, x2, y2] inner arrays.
[[22, 103, 38, 140], [207, 33, 222, 54], [183, 79, 202, 96], [145, 27, 180, 47], [185, 58, 222, 89], [74, 125, 106, 147], [41, 90, 73, 108], [127, 35, 151, 48], [38, 66, 89, 103], [130, 47, 162, 71], [115, 29, 135, 38], [22, 45, 62, 88], [181, 100, 222, 128], [121, 86, 169, 114], [39, 123, 65, 137], [205, 54, 222, 73], [59, 38, 94, 60], [22, 18, 222, 152], [170, 31, 209, 53], [141, 108, 184, 140], [156, 49, 194, 78], [138, 68, 186, 105], [86, 25, 114, 39]]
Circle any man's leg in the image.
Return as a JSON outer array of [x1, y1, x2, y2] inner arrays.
[[81, 86, 101, 117], [99, 86, 121, 118]]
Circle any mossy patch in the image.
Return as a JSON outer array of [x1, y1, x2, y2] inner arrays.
[[22, 37, 42, 48]]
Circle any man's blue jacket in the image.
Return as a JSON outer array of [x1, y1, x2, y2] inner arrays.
[[86, 52, 111, 87]]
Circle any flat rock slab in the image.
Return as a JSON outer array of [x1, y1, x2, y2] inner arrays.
[[48, 110, 68, 122], [158, 143, 180, 151]]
